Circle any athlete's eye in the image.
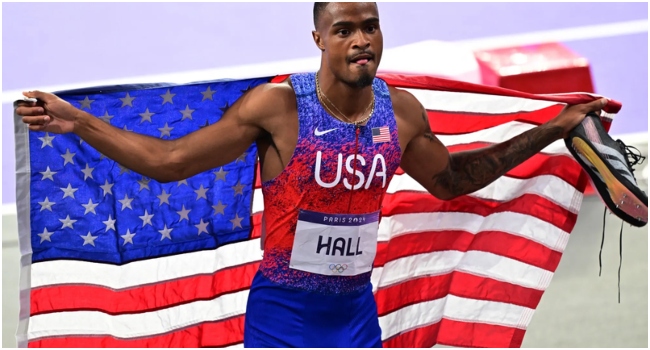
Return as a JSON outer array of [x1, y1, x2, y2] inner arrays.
[[338, 29, 350, 36], [366, 25, 376, 33]]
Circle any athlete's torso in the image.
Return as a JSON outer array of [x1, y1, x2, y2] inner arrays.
[[258, 72, 402, 294]]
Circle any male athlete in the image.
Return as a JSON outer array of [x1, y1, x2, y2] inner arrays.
[[17, 2, 608, 348]]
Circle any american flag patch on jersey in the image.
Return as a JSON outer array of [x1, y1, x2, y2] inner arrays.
[[372, 126, 390, 143]]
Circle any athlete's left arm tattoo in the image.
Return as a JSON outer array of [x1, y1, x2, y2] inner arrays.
[[424, 107, 563, 198]]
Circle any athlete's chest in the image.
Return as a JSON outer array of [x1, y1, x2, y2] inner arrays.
[[296, 122, 397, 191]]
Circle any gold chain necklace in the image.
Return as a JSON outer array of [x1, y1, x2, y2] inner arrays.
[[315, 72, 375, 126]]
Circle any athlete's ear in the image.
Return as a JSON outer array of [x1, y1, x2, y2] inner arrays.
[[312, 30, 325, 52]]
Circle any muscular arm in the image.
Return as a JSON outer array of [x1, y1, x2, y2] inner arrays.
[[427, 109, 562, 199], [397, 91, 563, 200], [41, 83, 289, 183]]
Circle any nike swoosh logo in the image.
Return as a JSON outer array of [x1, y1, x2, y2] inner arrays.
[[314, 127, 338, 136]]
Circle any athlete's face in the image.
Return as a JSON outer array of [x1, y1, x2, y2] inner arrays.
[[313, 2, 383, 89]]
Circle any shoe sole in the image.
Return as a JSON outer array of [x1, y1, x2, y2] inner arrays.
[[571, 136, 648, 226]]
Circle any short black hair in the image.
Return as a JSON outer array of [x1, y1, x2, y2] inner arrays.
[[313, 2, 329, 29], [313, 2, 378, 29]]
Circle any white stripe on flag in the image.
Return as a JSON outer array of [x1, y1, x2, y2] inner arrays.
[[27, 290, 249, 340], [373, 250, 554, 291], [437, 121, 571, 156], [387, 173, 583, 214], [402, 88, 562, 114], [252, 188, 264, 214], [455, 251, 554, 290], [31, 238, 262, 289], [378, 294, 535, 340], [444, 294, 533, 329], [379, 298, 444, 340]]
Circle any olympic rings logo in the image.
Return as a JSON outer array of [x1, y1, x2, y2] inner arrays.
[[329, 263, 348, 273]]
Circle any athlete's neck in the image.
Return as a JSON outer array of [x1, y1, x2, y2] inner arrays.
[[316, 70, 374, 121]]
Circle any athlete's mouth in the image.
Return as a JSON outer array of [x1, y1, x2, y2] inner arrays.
[[349, 53, 374, 66]]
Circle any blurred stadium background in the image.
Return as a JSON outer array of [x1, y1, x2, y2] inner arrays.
[[2, 3, 647, 348]]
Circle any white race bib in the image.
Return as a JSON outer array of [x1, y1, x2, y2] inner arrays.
[[289, 209, 379, 276]]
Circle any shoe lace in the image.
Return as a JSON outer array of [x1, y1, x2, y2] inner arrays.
[[616, 140, 646, 175], [600, 207, 625, 304]]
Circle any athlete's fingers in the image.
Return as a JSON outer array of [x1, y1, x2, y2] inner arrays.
[[22, 115, 51, 125], [582, 98, 608, 113], [23, 90, 54, 103], [15, 105, 46, 116], [15, 99, 37, 108]]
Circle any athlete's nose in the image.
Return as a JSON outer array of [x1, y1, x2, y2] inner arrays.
[[352, 30, 371, 50]]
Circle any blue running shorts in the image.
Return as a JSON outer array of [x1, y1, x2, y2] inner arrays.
[[243, 270, 383, 347]]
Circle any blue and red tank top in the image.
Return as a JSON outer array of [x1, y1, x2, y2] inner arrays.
[[258, 72, 401, 294]]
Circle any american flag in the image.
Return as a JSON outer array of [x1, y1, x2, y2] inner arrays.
[[372, 126, 391, 143], [13, 73, 618, 348]]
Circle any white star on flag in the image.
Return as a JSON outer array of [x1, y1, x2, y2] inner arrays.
[[177, 205, 191, 222], [100, 180, 114, 197], [38, 197, 55, 212], [158, 225, 173, 241], [121, 229, 136, 245], [60, 184, 78, 199], [78, 96, 94, 110], [81, 199, 99, 215], [38, 133, 55, 148], [59, 215, 77, 229], [157, 190, 171, 206], [138, 177, 150, 191], [139, 108, 155, 123], [40, 166, 57, 181], [120, 92, 135, 107], [103, 215, 116, 232], [160, 89, 176, 105], [194, 184, 209, 200], [118, 194, 134, 211], [195, 219, 210, 235], [180, 105, 195, 120], [139, 210, 154, 227], [158, 123, 173, 138], [230, 214, 244, 230], [81, 164, 95, 180], [80, 232, 98, 246], [37, 228, 54, 243], [61, 149, 76, 166]]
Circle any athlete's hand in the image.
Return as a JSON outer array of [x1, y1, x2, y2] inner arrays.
[[548, 98, 608, 139], [16, 91, 82, 134]]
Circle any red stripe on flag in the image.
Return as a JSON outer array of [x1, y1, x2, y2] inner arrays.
[[250, 212, 263, 238], [448, 271, 545, 309], [374, 230, 473, 268], [28, 315, 245, 348], [382, 318, 526, 348], [374, 228, 562, 273], [381, 192, 578, 233], [270, 74, 290, 83], [254, 163, 262, 188], [375, 272, 544, 317], [30, 262, 260, 316], [382, 322, 440, 348], [437, 318, 527, 348]]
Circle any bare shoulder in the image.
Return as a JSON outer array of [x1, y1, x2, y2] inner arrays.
[[388, 86, 426, 122], [234, 79, 297, 124], [387, 85, 429, 145]]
